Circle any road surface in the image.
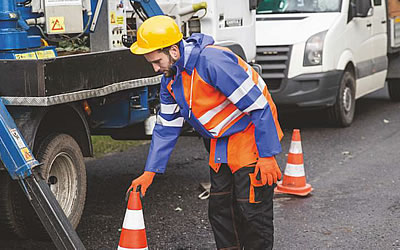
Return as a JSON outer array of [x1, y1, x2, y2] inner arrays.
[[1, 87, 399, 250]]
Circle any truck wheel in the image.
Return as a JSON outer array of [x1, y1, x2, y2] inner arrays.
[[0, 170, 26, 238], [30, 133, 86, 239], [388, 80, 400, 101], [329, 70, 356, 127], [0, 133, 87, 240]]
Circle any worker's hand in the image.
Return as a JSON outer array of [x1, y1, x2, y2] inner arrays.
[[127, 171, 156, 197], [255, 157, 282, 186]]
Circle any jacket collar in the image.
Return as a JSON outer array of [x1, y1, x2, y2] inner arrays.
[[174, 40, 194, 75], [174, 34, 215, 75]]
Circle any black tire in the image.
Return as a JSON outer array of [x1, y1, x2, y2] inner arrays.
[[388, 79, 400, 101], [328, 70, 356, 127], [0, 133, 87, 240], [0, 170, 27, 238]]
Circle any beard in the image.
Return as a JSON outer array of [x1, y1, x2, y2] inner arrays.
[[164, 53, 178, 78]]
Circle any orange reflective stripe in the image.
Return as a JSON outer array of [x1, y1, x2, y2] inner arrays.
[[236, 56, 248, 72], [263, 87, 284, 140], [203, 103, 237, 130], [251, 67, 259, 84]]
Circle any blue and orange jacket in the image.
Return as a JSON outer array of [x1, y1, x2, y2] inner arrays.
[[144, 33, 283, 174]]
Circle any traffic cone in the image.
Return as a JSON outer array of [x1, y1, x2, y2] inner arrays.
[[275, 129, 313, 196], [118, 191, 148, 250]]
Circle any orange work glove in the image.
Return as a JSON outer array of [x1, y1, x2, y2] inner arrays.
[[255, 157, 282, 186], [127, 171, 156, 197]]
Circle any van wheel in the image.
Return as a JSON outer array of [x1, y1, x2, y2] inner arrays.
[[0, 133, 87, 240], [329, 70, 356, 127], [388, 79, 400, 101]]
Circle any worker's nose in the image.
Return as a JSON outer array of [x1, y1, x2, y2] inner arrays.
[[152, 63, 160, 73]]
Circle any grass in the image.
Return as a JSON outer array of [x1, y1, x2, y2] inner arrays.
[[91, 136, 147, 158]]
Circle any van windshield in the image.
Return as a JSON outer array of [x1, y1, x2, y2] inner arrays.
[[257, 0, 342, 14]]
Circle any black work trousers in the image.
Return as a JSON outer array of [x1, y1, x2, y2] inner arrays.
[[208, 164, 275, 250]]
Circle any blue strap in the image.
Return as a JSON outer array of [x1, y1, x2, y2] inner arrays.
[[214, 137, 228, 163]]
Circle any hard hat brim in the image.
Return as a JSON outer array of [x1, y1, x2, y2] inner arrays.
[[130, 42, 157, 55], [130, 33, 183, 55]]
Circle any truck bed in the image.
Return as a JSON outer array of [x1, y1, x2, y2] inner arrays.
[[0, 49, 161, 106]]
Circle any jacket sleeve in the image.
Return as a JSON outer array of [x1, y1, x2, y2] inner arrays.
[[203, 48, 282, 157], [144, 77, 183, 173]]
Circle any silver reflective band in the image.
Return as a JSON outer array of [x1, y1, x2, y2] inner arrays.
[[160, 103, 180, 114], [156, 116, 184, 127], [228, 76, 254, 104]]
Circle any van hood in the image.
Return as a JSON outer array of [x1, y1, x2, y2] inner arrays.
[[256, 13, 340, 45]]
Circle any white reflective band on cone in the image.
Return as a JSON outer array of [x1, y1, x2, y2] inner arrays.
[[284, 163, 305, 177], [118, 246, 149, 250], [122, 209, 145, 230], [289, 141, 302, 154]]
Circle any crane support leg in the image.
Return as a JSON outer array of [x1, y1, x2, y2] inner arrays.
[[0, 99, 85, 249], [21, 172, 85, 249]]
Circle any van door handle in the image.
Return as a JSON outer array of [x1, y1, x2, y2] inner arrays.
[[381, 20, 387, 24], [366, 23, 372, 27]]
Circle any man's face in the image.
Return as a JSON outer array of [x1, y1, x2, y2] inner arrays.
[[144, 45, 180, 77]]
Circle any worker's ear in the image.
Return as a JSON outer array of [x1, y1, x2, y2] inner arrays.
[[169, 45, 180, 61]]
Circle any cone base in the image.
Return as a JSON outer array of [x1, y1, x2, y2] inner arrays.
[[275, 181, 313, 196]]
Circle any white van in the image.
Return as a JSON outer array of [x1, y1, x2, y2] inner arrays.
[[255, 0, 400, 126]]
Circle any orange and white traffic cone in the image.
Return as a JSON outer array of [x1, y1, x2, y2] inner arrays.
[[118, 191, 148, 250], [275, 129, 313, 196]]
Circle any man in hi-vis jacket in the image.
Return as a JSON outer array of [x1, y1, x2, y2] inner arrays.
[[129, 15, 284, 249]]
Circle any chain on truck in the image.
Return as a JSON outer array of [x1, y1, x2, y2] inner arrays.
[[0, 0, 260, 244]]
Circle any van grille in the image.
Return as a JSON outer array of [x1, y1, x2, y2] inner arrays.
[[255, 45, 291, 90]]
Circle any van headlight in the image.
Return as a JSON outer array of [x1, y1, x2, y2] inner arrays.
[[304, 31, 327, 66]]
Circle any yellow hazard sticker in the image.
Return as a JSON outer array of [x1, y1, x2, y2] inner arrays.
[[21, 147, 33, 162], [110, 11, 116, 24], [395, 17, 400, 23], [117, 16, 124, 25], [36, 50, 56, 59], [15, 52, 37, 60], [49, 16, 65, 33]]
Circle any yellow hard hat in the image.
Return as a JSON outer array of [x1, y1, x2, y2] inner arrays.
[[130, 15, 183, 55]]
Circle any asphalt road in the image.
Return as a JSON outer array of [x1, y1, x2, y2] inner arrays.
[[1, 86, 400, 249]]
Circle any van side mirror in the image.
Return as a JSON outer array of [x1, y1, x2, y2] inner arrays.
[[354, 0, 372, 18]]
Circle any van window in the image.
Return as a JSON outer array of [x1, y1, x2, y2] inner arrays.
[[257, 0, 342, 14]]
